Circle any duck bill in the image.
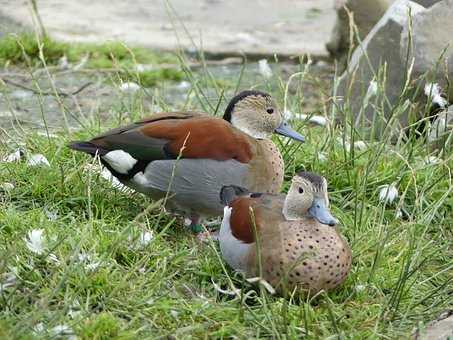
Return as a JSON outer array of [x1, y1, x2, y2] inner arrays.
[[308, 198, 338, 227], [274, 121, 305, 142]]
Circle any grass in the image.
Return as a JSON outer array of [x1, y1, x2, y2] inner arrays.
[[0, 35, 452, 338], [0, 34, 184, 86]]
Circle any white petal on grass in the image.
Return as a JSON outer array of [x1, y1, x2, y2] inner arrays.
[[378, 184, 399, 204], [27, 154, 50, 167], [68, 301, 82, 319], [0, 182, 15, 191], [353, 141, 367, 150], [170, 310, 179, 318], [424, 82, 448, 108], [24, 229, 46, 255], [77, 252, 101, 271], [355, 284, 366, 292], [318, 152, 327, 162], [424, 156, 441, 165], [336, 137, 351, 151], [0, 271, 17, 292], [33, 323, 45, 334], [395, 209, 403, 219], [283, 109, 294, 121], [2, 149, 22, 162], [139, 230, 154, 246], [47, 253, 61, 266], [129, 230, 154, 249], [51, 324, 76, 340], [45, 209, 58, 221], [119, 81, 140, 93], [258, 59, 273, 79]]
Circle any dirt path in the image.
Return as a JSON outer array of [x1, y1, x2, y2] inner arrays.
[[0, 0, 335, 58]]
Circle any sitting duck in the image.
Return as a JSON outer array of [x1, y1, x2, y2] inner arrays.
[[69, 90, 305, 232], [219, 171, 351, 296]]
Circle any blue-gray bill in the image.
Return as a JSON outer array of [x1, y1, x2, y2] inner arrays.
[[274, 121, 305, 142], [308, 198, 338, 227]]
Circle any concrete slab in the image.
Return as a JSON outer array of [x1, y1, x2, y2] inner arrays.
[[0, 0, 335, 58]]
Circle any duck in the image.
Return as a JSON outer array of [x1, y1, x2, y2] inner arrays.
[[69, 90, 305, 232], [219, 171, 351, 296]]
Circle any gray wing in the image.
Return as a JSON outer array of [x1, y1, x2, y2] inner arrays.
[[137, 159, 249, 217]]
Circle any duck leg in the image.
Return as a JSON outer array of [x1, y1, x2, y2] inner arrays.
[[185, 215, 204, 233]]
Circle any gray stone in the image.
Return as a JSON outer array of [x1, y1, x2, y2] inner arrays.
[[326, 0, 392, 61], [335, 0, 425, 136], [414, 312, 453, 340], [401, 0, 453, 99]]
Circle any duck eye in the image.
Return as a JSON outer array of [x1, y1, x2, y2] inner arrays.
[[266, 108, 274, 114], [298, 187, 304, 194]]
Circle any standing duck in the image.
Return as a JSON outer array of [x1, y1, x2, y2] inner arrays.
[[69, 90, 305, 231], [219, 171, 351, 296]]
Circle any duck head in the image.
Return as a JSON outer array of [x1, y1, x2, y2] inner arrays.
[[283, 171, 338, 226], [223, 90, 305, 142]]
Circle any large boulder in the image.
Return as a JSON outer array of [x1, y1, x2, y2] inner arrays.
[[326, 0, 443, 64], [401, 0, 453, 99], [326, 0, 392, 62], [334, 0, 452, 138]]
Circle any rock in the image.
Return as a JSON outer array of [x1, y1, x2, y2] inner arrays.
[[414, 311, 453, 340], [326, 0, 393, 63], [334, 0, 453, 138], [326, 0, 444, 64], [401, 0, 453, 100]]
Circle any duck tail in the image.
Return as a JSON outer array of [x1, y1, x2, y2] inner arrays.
[[68, 141, 108, 156], [220, 185, 250, 206]]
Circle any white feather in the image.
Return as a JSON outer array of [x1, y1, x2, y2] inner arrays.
[[424, 83, 448, 108], [219, 206, 252, 272], [119, 81, 140, 93], [258, 59, 273, 79], [2, 149, 22, 162], [27, 154, 50, 167], [24, 229, 46, 255], [378, 184, 398, 204], [102, 150, 137, 174]]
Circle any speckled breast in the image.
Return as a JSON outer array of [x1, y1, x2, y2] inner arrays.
[[256, 219, 352, 296], [248, 139, 285, 194]]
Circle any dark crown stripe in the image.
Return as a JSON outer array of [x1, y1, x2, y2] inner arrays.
[[297, 171, 324, 190], [223, 90, 270, 122]]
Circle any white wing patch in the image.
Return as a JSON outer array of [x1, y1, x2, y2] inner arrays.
[[219, 206, 252, 273], [102, 150, 137, 174]]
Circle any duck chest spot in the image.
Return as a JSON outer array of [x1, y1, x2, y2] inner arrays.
[[258, 140, 284, 193], [270, 223, 351, 293]]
